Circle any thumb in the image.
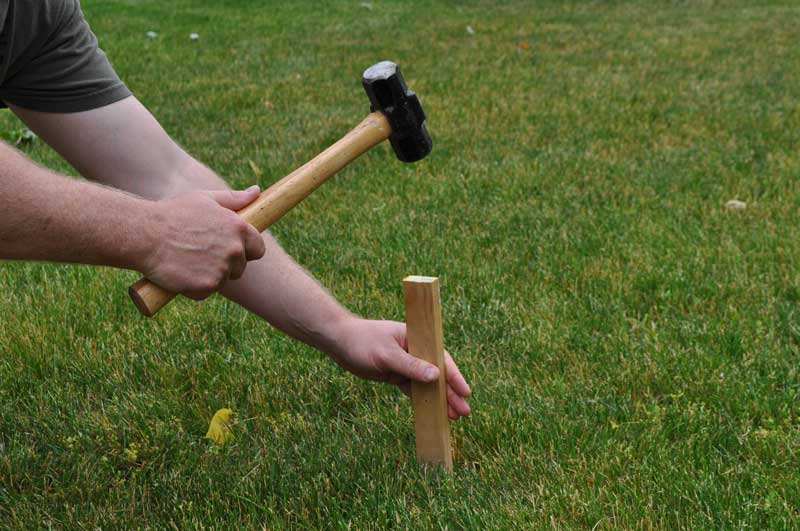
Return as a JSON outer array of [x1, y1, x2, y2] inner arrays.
[[384, 348, 440, 383], [209, 185, 260, 210]]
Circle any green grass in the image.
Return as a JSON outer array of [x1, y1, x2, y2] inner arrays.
[[2, 0, 800, 527]]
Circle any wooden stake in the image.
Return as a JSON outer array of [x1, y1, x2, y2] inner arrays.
[[403, 276, 453, 471]]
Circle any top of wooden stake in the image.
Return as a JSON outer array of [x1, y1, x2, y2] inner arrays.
[[403, 275, 438, 284]]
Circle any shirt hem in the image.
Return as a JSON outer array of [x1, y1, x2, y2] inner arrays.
[[0, 83, 132, 113]]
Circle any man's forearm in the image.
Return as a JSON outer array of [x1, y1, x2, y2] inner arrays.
[[0, 141, 154, 269], [222, 234, 353, 354]]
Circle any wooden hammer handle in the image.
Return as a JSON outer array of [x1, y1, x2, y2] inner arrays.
[[128, 112, 392, 317]]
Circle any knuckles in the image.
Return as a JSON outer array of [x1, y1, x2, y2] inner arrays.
[[198, 269, 228, 293], [233, 218, 250, 234], [196, 278, 220, 293]]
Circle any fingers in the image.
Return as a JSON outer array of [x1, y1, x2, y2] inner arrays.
[[444, 351, 471, 398], [213, 186, 264, 263], [243, 225, 266, 261], [447, 383, 471, 417], [388, 369, 470, 419], [228, 252, 247, 281], [443, 352, 471, 418], [386, 342, 471, 418], [394, 383, 469, 419], [213, 186, 265, 280], [208, 185, 261, 210], [448, 404, 458, 420], [230, 226, 264, 280], [381, 347, 439, 383]]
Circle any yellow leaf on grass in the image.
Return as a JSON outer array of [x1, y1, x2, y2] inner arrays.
[[206, 408, 234, 445]]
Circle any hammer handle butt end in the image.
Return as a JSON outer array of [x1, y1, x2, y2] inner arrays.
[[129, 278, 175, 317]]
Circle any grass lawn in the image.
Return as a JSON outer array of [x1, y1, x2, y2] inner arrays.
[[2, 0, 800, 527]]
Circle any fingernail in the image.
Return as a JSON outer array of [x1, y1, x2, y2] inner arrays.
[[424, 367, 438, 381], [247, 185, 260, 193]]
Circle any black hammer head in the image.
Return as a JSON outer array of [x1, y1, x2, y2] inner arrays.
[[362, 61, 432, 163]]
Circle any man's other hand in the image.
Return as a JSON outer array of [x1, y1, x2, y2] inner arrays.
[[330, 318, 472, 419]]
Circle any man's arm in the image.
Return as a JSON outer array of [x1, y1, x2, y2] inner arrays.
[[11, 97, 471, 418], [0, 140, 155, 268], [0, 139, 266, 300]]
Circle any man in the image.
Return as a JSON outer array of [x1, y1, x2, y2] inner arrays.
[[0, 1, 471, 419]]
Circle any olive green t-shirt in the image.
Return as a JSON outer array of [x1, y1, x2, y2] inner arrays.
[[0, 0, 131, 112]]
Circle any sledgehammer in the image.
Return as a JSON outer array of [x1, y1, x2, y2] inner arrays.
[[128, 61, 433, 317]]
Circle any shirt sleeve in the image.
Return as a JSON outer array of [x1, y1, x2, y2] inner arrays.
[[0, 0, 131, 113]]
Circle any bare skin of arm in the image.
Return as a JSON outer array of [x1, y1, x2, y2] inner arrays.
[[0, 140, 156, 268], [0, 141, 266, 300], [11, 97, 471, 418]]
